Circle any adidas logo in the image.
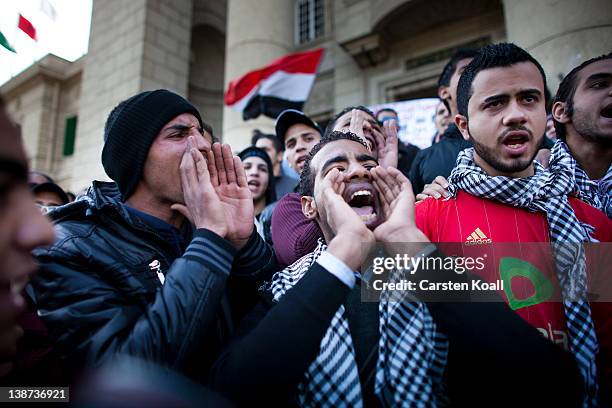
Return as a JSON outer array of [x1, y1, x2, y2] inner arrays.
[[465, 228, 492, 245]]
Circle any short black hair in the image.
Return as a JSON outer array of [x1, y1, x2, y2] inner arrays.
[[456, 43, 547, 118], [437, 48, 479, 88], [376, 107, 398, 120], [251, 129, 284, 152], [299, 131, 368, 196], [29, 170, 55, 184], [552, 52, 612, 140], [324, 106, 376, 137]]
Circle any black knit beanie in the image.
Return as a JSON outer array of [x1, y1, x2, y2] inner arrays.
[[101, 89, 203, 200]]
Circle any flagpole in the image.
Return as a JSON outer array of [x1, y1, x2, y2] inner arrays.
[[10, 13, 19, 78]]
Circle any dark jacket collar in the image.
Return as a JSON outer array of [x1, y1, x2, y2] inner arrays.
[[48, 181, 149, 232], [441, 123, 463, 141]]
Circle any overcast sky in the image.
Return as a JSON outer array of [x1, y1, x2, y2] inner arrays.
[[0, 0, 92, 86]]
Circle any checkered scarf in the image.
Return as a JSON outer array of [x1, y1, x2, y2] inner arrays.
[[265, 240, 448, 407], [448, 144, 599, 407], [557, 141, 612, 218]]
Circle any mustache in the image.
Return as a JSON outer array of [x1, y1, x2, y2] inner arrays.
[[498, 125, 533, 140]]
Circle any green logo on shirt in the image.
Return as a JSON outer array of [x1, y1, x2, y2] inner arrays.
[[499, 257, 554, 310]]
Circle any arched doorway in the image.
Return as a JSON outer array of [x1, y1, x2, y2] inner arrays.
[[365, 0, 505, 104], [188, 24, 226, 138]]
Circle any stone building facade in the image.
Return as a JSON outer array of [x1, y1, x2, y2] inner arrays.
[[2, 0, 611, 192]]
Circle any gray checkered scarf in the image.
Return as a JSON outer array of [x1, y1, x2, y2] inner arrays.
[[265, 240, 448, 407], [556, 141, 612, 218], [448, 144, 599, 407]]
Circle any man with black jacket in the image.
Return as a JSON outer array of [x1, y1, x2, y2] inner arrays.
[[409, 49, 477, 194], [211, 132, 581, 407], [30, 90, 275, 382]]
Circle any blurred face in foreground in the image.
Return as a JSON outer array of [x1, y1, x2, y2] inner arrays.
[[0, 104, 54, 376]]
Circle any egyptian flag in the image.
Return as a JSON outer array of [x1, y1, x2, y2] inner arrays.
[[225, 48, 324, 120]]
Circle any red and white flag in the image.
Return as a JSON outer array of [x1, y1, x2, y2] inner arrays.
[[224, 48, 324, 120], [18, 14, 37, 41]]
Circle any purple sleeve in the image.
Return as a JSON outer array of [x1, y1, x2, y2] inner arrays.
[[271, 193, 323, 268]]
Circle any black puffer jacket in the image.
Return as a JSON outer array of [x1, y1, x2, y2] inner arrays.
[[31, 181, 276, 382]]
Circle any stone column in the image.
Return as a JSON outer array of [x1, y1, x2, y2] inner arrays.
[[222, 0, 294, 150], [67, 0, 193, 192], [503, 0, 612, 93]]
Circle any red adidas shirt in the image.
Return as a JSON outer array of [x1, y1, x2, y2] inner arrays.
[[416, 191, 612, 385]]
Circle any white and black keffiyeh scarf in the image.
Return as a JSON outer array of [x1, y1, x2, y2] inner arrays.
[[448, 144, 600, 407], [557, 141, 612, 219], [265, 240, 449, 407]]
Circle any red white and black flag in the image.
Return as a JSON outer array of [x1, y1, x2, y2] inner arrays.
[[224, 48, 324, 120]]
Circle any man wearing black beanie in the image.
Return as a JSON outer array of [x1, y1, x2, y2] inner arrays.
[[30, 89, 276, 383]]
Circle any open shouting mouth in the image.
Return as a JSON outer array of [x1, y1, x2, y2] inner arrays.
[[601, 102, 612, 120], [501, 129, 531, 156], [247, 179, 262, 195], [342, 182, 382, 228]]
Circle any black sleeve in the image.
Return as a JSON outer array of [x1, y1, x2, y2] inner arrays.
[[231, 228, 278, 283], [421, 250, 583, 407], [409, 150, 426, 194], [429, 301, 583, 407], [211, 262, 351, 405], [225, 230, 280, 325], [32, 229, 236, 375]]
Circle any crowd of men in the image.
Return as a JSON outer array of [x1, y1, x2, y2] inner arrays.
[[0, 42, 611, 407]]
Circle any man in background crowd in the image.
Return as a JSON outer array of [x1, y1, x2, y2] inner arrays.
[[432, 99, 451, 143], [30, 181, 70, 210], [552, 52, 612, 218], [28, 171, 55, 186], [251, 130, 298, 199], [239, 146, 276, 243], [275, 109, 323, 177], [409, 49, 477, 194]]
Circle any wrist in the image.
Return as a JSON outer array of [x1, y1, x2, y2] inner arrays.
[[228, 237, 249, 251], [382, 226, 429, 244], [328, 231, 374, 271], [227, 223, 254, 251], [197, 225, 226, 238]]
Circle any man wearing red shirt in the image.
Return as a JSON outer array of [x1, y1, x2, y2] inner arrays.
[[415, 43, 611, 406]]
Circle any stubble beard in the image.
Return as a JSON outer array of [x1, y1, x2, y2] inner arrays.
[[467, 125, 538, 175], [572, 107, 612, 148]]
